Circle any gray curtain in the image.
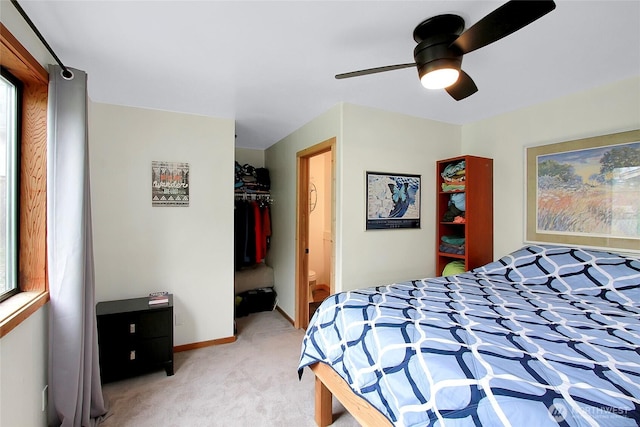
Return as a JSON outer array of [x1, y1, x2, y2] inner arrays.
[[47, 65, 107, 427]]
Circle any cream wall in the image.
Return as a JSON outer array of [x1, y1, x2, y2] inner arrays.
[[264, 105, 342, 316], [0, 307, 48, 427], [267, 81, 640, 321], [89, 103, 236, 345], [0, 3, 53, 426], [340, 104, 460, 290], [265, 103, 461, 319], [462, 76, 640, 258]]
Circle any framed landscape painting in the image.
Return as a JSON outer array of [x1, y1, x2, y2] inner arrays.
[[366, 171, 421, 230], [526, 129, 640, 252]]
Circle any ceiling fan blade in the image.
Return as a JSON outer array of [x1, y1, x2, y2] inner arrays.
[[452, 0, 556, 55], [335, 63, 416, 79], [445, 71, 478, 101]]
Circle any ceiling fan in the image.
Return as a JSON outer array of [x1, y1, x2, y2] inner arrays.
[[336, 0, 556, 101]]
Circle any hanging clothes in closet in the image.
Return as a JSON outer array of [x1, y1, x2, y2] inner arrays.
[[234, 197, 271, 270]]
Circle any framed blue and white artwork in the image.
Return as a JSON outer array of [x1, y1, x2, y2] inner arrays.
[[366, 171, 421, 230]]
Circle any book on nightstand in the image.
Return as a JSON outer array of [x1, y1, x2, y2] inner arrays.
[[148, 291, 169, 305]]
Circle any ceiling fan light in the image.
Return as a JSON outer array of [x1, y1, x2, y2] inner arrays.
[[417, 57, 462, 90], [421, 68, 460, 89]]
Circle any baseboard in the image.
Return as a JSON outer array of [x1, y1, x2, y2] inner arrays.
[[174, 335, 236, 352], [275, 305, 294, 326], [175, 308, 294, 352]]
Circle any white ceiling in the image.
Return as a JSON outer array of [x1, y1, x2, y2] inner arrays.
[[16, 0, 640, 149]]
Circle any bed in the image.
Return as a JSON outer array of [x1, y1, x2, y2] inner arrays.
[[298, 245, 640, 426]]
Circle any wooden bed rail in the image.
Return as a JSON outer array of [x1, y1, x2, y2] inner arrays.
[[310, 362, 393, 427]]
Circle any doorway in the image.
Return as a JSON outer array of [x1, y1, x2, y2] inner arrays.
[[295, 138, 335, 329]]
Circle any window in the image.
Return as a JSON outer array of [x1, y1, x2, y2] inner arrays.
[[0, 23, 49, 337], [0, 69, 20, 302]]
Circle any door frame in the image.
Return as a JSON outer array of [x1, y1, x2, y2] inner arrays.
[[295, 137, 336, 329]]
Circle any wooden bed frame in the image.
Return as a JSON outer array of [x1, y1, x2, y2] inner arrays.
[[310, 362, 393, 427]]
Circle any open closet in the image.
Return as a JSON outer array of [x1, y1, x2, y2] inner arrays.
[[234, 161, 276, 318]]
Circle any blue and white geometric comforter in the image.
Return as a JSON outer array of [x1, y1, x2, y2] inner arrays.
[[298, 245, 640, 426]]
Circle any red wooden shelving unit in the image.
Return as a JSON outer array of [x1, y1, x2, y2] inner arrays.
[[436, 155, 494, 275]]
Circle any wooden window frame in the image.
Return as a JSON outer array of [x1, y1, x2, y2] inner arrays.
[[0, 23, 49, 338]]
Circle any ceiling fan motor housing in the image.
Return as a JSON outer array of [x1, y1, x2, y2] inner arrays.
[[414, 35, 463, 78], [412, 14, 465, 78]]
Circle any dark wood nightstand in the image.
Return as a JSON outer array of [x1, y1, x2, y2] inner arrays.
[[96, 295, 174, 383]]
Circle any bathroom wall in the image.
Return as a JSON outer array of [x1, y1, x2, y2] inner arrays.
[[308, 152, 331, 286]]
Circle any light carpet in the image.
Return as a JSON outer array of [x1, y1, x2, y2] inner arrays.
[[99, 310, 359, 427]]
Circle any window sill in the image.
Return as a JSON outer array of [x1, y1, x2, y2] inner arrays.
[[0, 291, 49, 338]]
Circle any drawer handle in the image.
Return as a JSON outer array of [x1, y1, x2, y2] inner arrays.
[[129, 323, 136, 334], [130, 350, 136, 360]]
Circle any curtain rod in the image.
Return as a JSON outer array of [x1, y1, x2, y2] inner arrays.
[[10, 0, 73, 79]]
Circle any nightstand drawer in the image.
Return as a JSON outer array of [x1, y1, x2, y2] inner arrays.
[[98, 310, 170, 342], [100, 337, 171, 366]]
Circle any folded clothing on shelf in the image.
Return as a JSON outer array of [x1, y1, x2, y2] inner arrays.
[[440, 235, 465, 255], [441, 235, 465, 245], [442, 193, 466, 222], [441, 160, 466, 182], [439, 242, 465, 255]]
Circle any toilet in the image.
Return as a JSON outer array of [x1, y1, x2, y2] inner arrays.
[[308, 270, 317, 300], [308, 270, 317, 286]]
